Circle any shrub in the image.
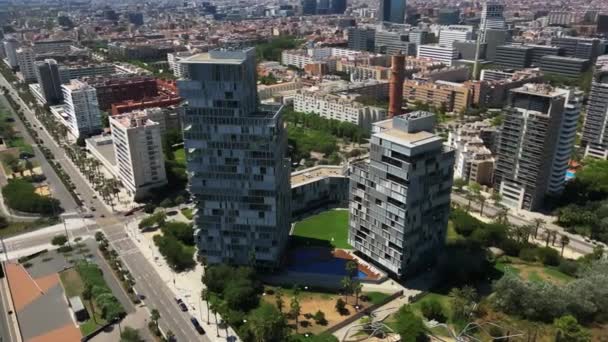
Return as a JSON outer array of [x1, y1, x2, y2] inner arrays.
[[420, 299, 446, 322], [161, 221, 194, 246], [2, 179, 61, 215], [335, 298, 347, 315], [519, 248, 537, 262], [558, 260, 579, 277], [160, 198, 174, 208], [313, 310, 328, 325], [95, 231, 105, 241], [58, 245, 73, 253], [498, 239, 524, 257], [538, 247, 561, 266], [153, 235, 195, 272], [51, 234, 67, 246], [143, 203, 156, 214]]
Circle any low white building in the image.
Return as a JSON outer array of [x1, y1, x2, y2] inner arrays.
[[438, 25, 474, 47], [61, 80, 102, 138], [167, 51, 195, 79], [294, 89, 386, 130], [417, 44, 460, 66], [109, 111, 167, 200]]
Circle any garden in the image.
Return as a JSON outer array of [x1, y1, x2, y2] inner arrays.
[[291, 210, 351, 249]]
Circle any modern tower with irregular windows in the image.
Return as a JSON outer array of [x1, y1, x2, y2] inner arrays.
[[348, 111, 455, 277], [177, 48, 291, 268]]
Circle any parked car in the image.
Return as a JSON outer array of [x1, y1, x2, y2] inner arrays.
[[179, 302, 188, 312], [190, 317, 205, 335]]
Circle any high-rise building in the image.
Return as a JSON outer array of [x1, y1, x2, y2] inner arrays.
[[330, 0, 346, 14], [379, 0, 406, 24], [348, 27, 376, 52], [582, 61, 608, 159], [483, 29, 510, 61], [127, 12, 144, 26], [3, 38, 19, 68], [480, 1, 506, 42], [109, 111, 167, 200], [301, 0, 317, 15], [35, 59, 64, 105], [61, 80, 102, 138], [348, 111, 455, 277], [177, 48, 291, 268], [438, 25, 473, 47], [16, 48, 37, 82], [438, 8, 461, 25], [493, 84, 575, 210]]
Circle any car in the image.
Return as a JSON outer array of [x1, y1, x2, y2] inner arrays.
[[174, 297, 182, 304], [91, 207, 97, 212], [179, 302, 188, 312], [190, 317, 205, 335], [83, 214, 94, 218], [100, 214, 105, 218]]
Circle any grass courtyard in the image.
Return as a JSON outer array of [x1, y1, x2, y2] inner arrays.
[[174, 147, 186, 166], [291, 210, 351, 249], [59, 268, 107, 336]]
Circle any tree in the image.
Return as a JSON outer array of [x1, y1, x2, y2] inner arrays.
[[201, 289, 210, 324], [453, 178, 467, 192], [340, 276, 352, 302], [394, 305, 428, 342], [345, 260, 358, 278], [335, 298, 347, 315], [554, 315, 591, 342], [247, 303, 289, 342], [496, 207, 510, 224], [353, 282, 363, 307], [449, 286, 477, 322], [491, 191, 502, 205], [420, 299, 446, 322], [150, 309, 160, 330], [120, 327, 143, 342], [275, 288, 284, 314], [290, 296, 301, 333], [468, 181, 482, 196], [533, 218, 545, 239], [478, 195, 487, 217], [51, 234, 68, 246], [560, 235, 570, 256], [313, 310, 327, 325]]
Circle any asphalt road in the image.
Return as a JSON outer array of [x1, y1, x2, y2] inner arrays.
[[0, 272, 17, 342], [451, 193, 598, 254]]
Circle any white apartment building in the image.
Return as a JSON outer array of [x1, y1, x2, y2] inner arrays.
[[167, 51, 195, 79], [16, 47, 37, 82], [61, 80, 102, 138], [417, 44, 460, 66], [438, 25, 473, 47], [110, 111, 167, 200], [448, 120, 497, 186], [281, 48, 367, 69], [294, 89, 386, 130], [3, 38, 19, 68]]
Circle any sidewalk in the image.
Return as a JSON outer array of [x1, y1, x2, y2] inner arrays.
[[125, 218, 240, 342]]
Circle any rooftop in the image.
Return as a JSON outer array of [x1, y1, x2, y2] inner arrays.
[[376, 129, 439, 146], [112, 111, 159, 128], [291, 165, 345, 187], [512, 83, 569, 98]]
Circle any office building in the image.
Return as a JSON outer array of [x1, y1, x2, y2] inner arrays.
[[35, 59, 64, 105], [177, 48, 291, 268], [16, 48, 37, 82], [330, 0, 347, 14], [480, 1, 506, 32], [551, 36, 605, 61], [128, 12, 144, 26], [32, 39, 73, 55], [454, 40, 486, 60], [349, 111, 455, 276], [494, 44, 533, 69], [582, 62, 608, 159], [61, 80, 102, 138], [597, 14, 608, 34], [484, 29, 510, 61], [294, 90, 387, 130], [493, 84, 573, 210], [375, 30, 417, 56], [438, 25, 473, 47], [540, 56, 590, 78], [528, 45, 562, 66], [301, 0, 317, 15], [3, 38, 19, 68], [417, 44, 459, 66], [348, 27, 376, 52], [110, 111, 167, 200], [379, 0, 406, 24], [438, 8, 460, 25]]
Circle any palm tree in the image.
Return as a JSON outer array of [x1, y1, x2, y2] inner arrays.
[[201, 289, 210, 324], [496, 206, 510, 224], [353, 282, 363, 307], [465, 193, 475, 213], [290, 296, 301, 333], [209, 297, 220, 337], [544, 229, 552, 247], [533, 218, 545, 239], [551, 230, 558, 246], [341, 277, 352, 302], [491, 192, 502, 205], [275, 288, 284, 314], [560, 235, 570, 256], [150, 309, 160, 331], [478, 195, 487, 217]]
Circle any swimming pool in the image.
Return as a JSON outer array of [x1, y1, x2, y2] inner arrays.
[[565, 170, 575, 180], [287, 249, 369, 279]]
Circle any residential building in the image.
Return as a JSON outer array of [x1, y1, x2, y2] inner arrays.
[[417, 44, 459, 66], [291, 165, 349, 219], [86, 76, 159, 110], [540, 56, 590, 78], [35, 59, 64, 105], [110, 111, 167, 200], [32, 39, 73, 55], [402, 79, 471, 113], [493, 84, 574, 210], [16, 48, 37, 82], [168, 51, 195, 79], [110, 96, 182, 116], [582, 61, 608, 159], [61, 80, 102, 138], [294, 89, 387, 130], [438, 25, 473, 48], [448, 121, 497, 186], [58, 63, 115, 83], [379, 0, 406, 24], [177, 48, 291, 268], [476, 68, 544, 108], [349, 111, 455, 277]]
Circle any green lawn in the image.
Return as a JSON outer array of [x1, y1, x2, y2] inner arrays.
[[174, 148, 186, 166], [364, 291, 391, 305], [292, 210, 351, 249], [494, 257, 573, 284], [0, 218, 59, 238], [7, 137, 34, 155], [181, 208, 193, 220], [59, 268, 107, 335], [446, 221, 464, 243], [409, 292, 451, 316]]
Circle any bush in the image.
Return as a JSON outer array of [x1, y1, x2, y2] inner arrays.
[[335, 298, 347, 315], [519, 248, 537, 262], [420, 299, 446, 322], [58, 245, 73, 253], [313, 310, 328, 325], [160, 198, 174, 208], [161, 221, 194, 246], [143, 203, 156, 214], [538, 247, 561, 266], [2, 179, 61, 215], [51, 234, 68, 246], [498, 239, 524, 257], [76, 261, 125, 321], [153, 235, 195, 272], [95, 231, 105, 241], [558, 260, 579, 277]]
